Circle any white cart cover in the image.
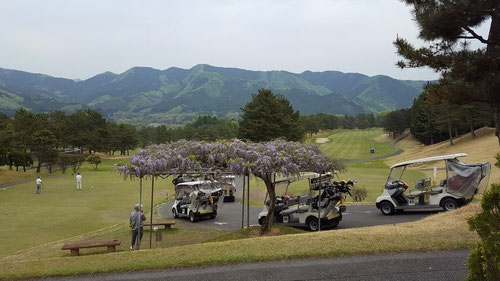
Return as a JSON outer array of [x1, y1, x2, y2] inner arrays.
[[446, 159, 491, 198]]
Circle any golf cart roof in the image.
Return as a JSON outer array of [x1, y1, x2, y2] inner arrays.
[[176, 180, 213, 186], [390, 153, 467, 169], [274, 172, 337, 184]]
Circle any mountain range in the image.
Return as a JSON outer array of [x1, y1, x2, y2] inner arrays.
[[0, 64, 427, 126]]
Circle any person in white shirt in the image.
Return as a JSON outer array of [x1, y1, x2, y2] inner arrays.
[[76, 173, 83, 190], [36, 177, 42, 194]]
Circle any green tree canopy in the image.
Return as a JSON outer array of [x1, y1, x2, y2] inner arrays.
[[395, 0, 500, 145], [239, 89, 304, 142]]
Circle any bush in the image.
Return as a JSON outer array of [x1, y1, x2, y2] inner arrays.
[[351, 186, 367, 202], [466, 183, 500, 281]]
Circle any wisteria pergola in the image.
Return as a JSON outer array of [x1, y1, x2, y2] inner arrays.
[[117, 139, 344, 246]]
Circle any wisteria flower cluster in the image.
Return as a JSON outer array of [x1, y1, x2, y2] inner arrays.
[[117, 139, 344, 180]]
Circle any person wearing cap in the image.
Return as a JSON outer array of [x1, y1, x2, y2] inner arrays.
[[129, 204, 146, 250]]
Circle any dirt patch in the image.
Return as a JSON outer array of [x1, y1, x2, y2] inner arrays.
[[373, 133, 391, 143], [315, 138, 329, 144]]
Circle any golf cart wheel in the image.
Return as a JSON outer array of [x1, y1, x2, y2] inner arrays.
[[172, 208, 179, 218], [189, 211, 198, 222], [379, 202, 395, 216], [306, 217, 320, 231], [258, 216, 266, 226], [442, 198, 458, 211]]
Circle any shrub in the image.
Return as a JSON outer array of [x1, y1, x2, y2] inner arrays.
[[351, 186, 367, 202], [466, 183, 500, 281]]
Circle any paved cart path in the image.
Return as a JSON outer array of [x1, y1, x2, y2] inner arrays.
[[34, 249, 469, 281], [158, 202, 435, 231]]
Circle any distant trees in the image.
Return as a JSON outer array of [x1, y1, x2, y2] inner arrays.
[[395, 0, 500, 145], [379, 96, 492, 145], [0, 108, 140, 173], [300, 112, 380, 135], [137, 115, 239, 146], [239, 89, 304, 142]]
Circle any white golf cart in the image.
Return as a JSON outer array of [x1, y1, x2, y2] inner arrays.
[[258, 172, 352, 231], [376, 153, 490, 215], [219, 175, 237, 202], [171, 180, 224, 222]]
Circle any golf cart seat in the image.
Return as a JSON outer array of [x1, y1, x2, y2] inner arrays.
[[407, 190, 426, 198], [280, 205, 309, 216], [430, 186, 444, 194]]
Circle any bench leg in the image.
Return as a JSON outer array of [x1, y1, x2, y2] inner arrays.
[[70, 249, 79, 256], [165, 224, 171, 229], [107, 246, 116, 253]]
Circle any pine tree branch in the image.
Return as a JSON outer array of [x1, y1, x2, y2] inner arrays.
[[462, 26, 489, 44]]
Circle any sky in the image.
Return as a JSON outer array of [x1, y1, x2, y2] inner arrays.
[[0, 0, 490, 81]]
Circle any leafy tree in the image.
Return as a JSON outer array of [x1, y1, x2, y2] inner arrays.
[[11, 109, 48, 152], [59, 154, 85, 174], [0, 146, 8, 166], [239, 89, 304, 142], [395, 0, 500, 145], [300, 115, 320, 137], [86, 155, 102, 170], [466, 183, 500, 281], [382, 109, 410, 139], [8, 151, 32, 172], [31, 129, 58, 173]]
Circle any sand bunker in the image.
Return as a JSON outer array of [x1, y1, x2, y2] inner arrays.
[[315, 138, 329, 143]]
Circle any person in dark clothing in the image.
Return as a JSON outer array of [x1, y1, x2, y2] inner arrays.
[[172, 174, 184, 186], [129, 204, 146, 251]]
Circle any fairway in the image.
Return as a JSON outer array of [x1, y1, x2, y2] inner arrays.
[[316, 129, 398, 161]]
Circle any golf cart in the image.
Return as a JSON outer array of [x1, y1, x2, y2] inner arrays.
[[376, 153, 490, 215], [172, 180, 224, 222], [257, 172, 353, 231], [219, 175, 237, 202]]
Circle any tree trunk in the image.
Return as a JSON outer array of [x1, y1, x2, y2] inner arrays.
[[15, 165, 18, 171], [23, 165, 26, 172], [260, 174, 276, 235], [448, 120, 454, 145], [469, 118, 476, 137], [487, 5, 500, 146], [36, 159, 42, 173]]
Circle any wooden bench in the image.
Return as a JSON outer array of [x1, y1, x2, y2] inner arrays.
[[61, 239, 121, 256], [143, 220, 176, 229]]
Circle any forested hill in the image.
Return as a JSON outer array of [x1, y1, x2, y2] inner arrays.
[[0, 64, 427, 125]]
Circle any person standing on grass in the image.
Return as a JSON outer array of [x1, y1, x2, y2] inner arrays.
[[75, 173, 83, 190], [129, 204, 146, 251], [35, 176, 42, 194]]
